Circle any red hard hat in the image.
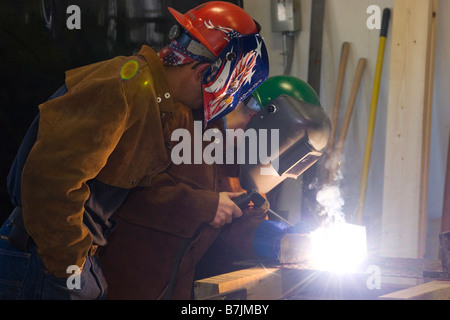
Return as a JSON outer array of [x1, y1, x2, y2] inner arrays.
[[168, 1, 259, 57]]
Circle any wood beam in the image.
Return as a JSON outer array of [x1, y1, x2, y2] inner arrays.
[[441, 130, 450, 232], [380, 0, 439, 258], [380, 280, 450, 300], [194, 267, 285, 300], [194, 257, 441, 300]]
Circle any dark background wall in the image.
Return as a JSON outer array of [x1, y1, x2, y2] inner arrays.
[[0, 0, 241, 223]]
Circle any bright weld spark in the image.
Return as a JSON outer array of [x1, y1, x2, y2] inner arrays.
[[309, 184, 368, 273], [310, 222, 367, 273]]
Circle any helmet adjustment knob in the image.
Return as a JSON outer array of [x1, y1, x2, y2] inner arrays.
[[169, 25, 181, 40], [267, 104, 277, 114], [226, 52, 236, 61]]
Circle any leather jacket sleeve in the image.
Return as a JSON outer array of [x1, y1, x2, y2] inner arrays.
[[21, 76, 131, 278], [115, 171, 220, 239]]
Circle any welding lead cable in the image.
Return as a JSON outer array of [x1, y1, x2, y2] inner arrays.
[[164, 223, 208, 300], [355, 8, 391, 225]]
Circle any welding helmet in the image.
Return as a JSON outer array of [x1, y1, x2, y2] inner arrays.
[[244, 75, 321, 111], [239, 77, 331, 194], [167, 1, 269, 126]]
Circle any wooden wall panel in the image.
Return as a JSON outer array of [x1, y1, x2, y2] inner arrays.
[[381, 0, 439, 258]]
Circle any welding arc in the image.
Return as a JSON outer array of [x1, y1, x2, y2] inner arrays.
[[354, 8, 391, 225], [328, 58, 367, 184]]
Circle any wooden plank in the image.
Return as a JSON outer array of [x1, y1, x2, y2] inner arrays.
[[194, 265, 372, 300], [380, 280, 450, 300], [194, 267, 284, 300], [380, 0, 439, 258], [194, 257, 441, 300]]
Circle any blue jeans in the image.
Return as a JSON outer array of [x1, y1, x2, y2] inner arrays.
[[0, 213, 107, 300]]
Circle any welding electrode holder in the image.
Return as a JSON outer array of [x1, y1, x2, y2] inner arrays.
[[233, 190, 267, 210]]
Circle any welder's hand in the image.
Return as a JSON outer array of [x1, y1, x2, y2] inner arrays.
[[210, 192, 244, 228]]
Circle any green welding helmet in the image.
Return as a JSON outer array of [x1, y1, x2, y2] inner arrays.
[[239, 76, 331, 194], [244, 75, 321, 111]]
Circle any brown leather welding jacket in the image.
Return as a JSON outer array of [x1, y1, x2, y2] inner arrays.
[[20, 45, 218, 278], [98, 109, 267, 300]]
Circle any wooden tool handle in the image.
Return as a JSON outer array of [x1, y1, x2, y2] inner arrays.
[[328, 42, 350, 156], [329, 58, 367, 183]]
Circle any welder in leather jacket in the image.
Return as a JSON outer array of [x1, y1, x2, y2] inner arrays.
[[0, 1, 268, 300], [99, 75, 331, 299]]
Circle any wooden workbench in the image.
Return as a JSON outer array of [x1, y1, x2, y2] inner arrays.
[[194, 256, 443, 300]]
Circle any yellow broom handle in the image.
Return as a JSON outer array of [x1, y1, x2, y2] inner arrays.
[[355, 8, 391, 225]]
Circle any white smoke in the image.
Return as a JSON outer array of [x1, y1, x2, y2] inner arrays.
[[316, 150, 347, 225], [312, 149, 348, 225], [316, 184, 345, 225]]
